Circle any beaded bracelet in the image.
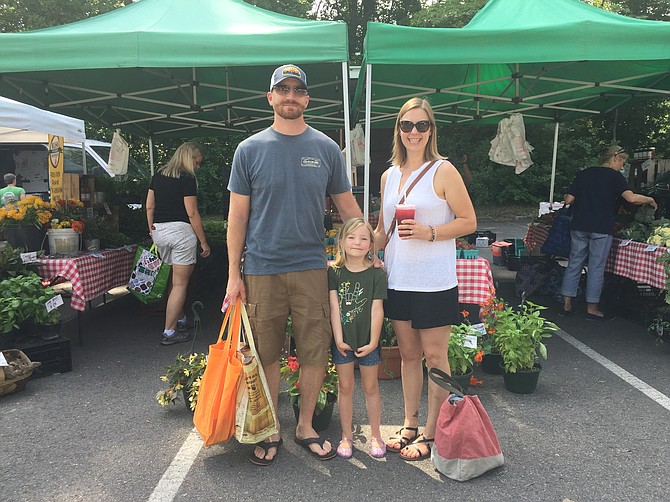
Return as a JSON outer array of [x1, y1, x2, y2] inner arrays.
[[429, 225, 436, 242]]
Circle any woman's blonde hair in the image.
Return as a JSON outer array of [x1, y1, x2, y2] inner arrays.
[[390, 97, 443, 167], [600, 144, 628, 165], [332, 218, 376, 268], [159, 141, 203, 179]]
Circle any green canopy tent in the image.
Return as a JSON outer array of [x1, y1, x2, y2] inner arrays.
[[0, 0, 352, 173], [352, 0, 670, 214]]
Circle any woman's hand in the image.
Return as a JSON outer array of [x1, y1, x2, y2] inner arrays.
[[398, 219, 429, 240], [200, 241, 211, 258]]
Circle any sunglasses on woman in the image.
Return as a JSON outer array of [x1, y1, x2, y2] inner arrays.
[[399, 120, 431, 133]]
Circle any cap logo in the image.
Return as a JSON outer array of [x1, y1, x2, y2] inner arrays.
[[281, 66, 302, 80]]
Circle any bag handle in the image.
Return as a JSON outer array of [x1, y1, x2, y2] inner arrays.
[[239, 301, 259, 355], [428, 367, 466, 398], [217, 297, 241, 351], [149, 243, 160, 258], [385, 160, 440, 244]]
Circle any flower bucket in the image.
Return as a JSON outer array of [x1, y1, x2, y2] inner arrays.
[[47, 228, 81, 256]]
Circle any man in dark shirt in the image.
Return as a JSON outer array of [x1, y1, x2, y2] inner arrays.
[[560, 145, 657, 320]]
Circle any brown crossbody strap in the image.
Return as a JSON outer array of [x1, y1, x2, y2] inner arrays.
[[384, 160, 440, 244]]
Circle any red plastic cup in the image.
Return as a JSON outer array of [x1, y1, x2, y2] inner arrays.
[[395, 204, 416, 222]]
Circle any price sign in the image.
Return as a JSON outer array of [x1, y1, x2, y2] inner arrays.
[[45, 294, 64, 313], [20, 252, 38, 263]]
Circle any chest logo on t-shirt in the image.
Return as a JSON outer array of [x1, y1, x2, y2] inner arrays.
[[301, 157, 321, 168], [338, 281, 368, 325]]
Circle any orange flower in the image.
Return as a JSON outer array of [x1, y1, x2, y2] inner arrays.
[[470, 375, 484, 386], [460, 310, 469, 318], [474, 350, 484, 363]]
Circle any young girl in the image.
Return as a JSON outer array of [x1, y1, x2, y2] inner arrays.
[[328, 218, 388, 459]]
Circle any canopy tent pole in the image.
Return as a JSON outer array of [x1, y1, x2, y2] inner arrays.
[[364, 64, 372, 220], [342, 62, 353, 186], [549, 122, 560, 204], [149, 136, 155, 176]]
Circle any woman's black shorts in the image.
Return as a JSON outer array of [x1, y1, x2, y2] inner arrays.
[[384, 287, 460, 329]]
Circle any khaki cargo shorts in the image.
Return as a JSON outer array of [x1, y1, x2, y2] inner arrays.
[[244, 269, 331, 367]]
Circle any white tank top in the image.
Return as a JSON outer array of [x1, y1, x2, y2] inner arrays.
[[382, 161, 457, 292]]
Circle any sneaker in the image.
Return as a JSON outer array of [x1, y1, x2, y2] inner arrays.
[[176, 317, 194, 332], [161, 330, 193, 346]]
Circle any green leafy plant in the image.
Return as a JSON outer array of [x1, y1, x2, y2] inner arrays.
[[479, 292, 506, 354], [156, 352, 207, 411], [380, 318, 397, 347], [280, 355, 338, 414], [494, 301, 557, 373], [0, 244, 39, 280], [202, 218, 227, 247], [448, 311, 483, 376], [0, 272, 60, 329]]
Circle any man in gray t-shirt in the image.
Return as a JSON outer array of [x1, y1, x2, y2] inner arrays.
[[226, 64, 361, 465]]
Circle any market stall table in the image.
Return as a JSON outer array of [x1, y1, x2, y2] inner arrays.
[[37, 245, 137, 345], [456, 257, 496, 305], [605, 238, 668, 290]]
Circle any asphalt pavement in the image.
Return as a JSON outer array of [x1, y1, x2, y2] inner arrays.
[[2, 217, 669, 502]]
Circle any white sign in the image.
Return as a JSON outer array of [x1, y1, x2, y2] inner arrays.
[[641, 158, 654, 172], [471, 322, 487, 335], [20, 252, 38, 263], [0, 352, 8, 367], [464, 335, 479, 349], [644, 245, 659, 252], [45, 294, 64, 312]]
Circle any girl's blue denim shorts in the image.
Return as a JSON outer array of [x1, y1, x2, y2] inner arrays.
[[330, 341, 381, 366]]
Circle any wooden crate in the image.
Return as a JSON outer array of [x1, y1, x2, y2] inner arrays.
[[62, 174, 80, 200]]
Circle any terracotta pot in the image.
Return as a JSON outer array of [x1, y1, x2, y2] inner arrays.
[[378, 345, 401, 380]]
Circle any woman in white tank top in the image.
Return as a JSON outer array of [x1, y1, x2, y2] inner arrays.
[[374, 98, 476, 461]]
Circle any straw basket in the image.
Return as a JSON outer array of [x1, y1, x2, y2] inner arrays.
[[0, 349, 41, 397]]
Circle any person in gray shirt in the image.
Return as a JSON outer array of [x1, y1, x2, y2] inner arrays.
[[226, 64, 362, 465]]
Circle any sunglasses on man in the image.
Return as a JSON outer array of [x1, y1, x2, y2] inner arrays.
[[399, 120, 431, 133], [272, 85, 308, 97]]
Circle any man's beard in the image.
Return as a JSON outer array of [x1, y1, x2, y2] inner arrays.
[[274, 101, 305, 120]]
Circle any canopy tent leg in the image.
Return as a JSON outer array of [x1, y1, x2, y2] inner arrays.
[[363, 64, 372, 221], [149, 136, 155, 176], [342, 61, 353, 186], [549, 122, 560, 204]]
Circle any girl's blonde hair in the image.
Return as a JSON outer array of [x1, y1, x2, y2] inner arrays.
[[332, 218, 376, 268], [390, 97, 443, 167], [159, 141, 203, 179]]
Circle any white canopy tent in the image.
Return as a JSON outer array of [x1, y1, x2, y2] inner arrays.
[[0, 96, 86, 143]]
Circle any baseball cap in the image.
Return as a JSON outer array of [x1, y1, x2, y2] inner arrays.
[[269, 64, 308, 91]]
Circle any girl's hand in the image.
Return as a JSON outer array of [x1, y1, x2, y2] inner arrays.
[[336, 341, 353, 357], [355, 343, 375, 358]]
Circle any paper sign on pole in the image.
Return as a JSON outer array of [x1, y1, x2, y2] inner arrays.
[[48, 134, 64, 203]]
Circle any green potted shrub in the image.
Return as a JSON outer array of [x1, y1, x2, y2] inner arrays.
[[494, 300, 558, 394], [378, 317, 401, 380], [448, 319, 483, 390], [156, 352, 208, 412]]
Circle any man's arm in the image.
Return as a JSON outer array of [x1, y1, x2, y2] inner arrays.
[[226, 192, 250, 303], [330, 191, 362, 221]]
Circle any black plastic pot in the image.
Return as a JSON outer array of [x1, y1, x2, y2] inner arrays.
[[502, 363, 542, 394], [292, 394, 336, 432], [481, 352, 504, 375]]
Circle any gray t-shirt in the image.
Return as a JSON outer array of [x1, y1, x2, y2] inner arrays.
[[228, 126, 351, 274]]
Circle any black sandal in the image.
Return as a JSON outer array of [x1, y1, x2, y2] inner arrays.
[[249, 437, 283, 466], [386, 426, 419, 453], [400, 434, 434, 461]]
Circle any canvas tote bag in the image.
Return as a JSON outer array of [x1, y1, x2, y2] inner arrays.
[[234, 302, 279, 444], [127, 244, 171, 304], [193, 298, 243, 446], [429, 368, 504, 481]]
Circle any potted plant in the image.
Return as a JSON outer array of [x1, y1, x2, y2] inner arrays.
[[48, 198, 86, 256], [280, 354, 338, 432], [448, 311, 484, 390], [378, 317, 401, 380], [0, 195, 53, 252], [479, 293, 506, 374], [156, 352, 207, 412], [494, 300, 558, 394]]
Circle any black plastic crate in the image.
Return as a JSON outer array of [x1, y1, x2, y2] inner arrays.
[[508, 254, 551, 272], [14, 336, 72, 379]]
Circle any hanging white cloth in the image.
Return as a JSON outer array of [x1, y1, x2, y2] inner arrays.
[[488, 113, 534, 174], [350, 123, 365, 167]]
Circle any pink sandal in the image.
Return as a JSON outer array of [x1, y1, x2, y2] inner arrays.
[[370, 437, 386, 458], [337, 438, 353, 459]]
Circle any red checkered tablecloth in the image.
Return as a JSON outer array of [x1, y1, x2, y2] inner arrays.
[[37, 246, 137, 311], [605, 239, 668, 290], [524, 224, 551, 252], [456, 257, 496, 305]]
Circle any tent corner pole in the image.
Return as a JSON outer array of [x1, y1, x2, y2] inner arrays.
[[341, 62, 353, 187], [149, 136, 155, 176], [363, 64, 372, 221], [549, 122, 560, 204]]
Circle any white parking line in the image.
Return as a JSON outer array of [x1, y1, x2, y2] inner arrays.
[[557, 330, 670, 412], [148, 427, 203, 502]]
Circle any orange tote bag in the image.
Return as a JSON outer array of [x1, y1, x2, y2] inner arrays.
[[193, 298, 243, 446]]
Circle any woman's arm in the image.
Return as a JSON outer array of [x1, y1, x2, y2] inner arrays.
[[431, 160, 477, 240], [184, 195, 210, 257], [373, 170, 389, 250], [145, 189, 155, 235]]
